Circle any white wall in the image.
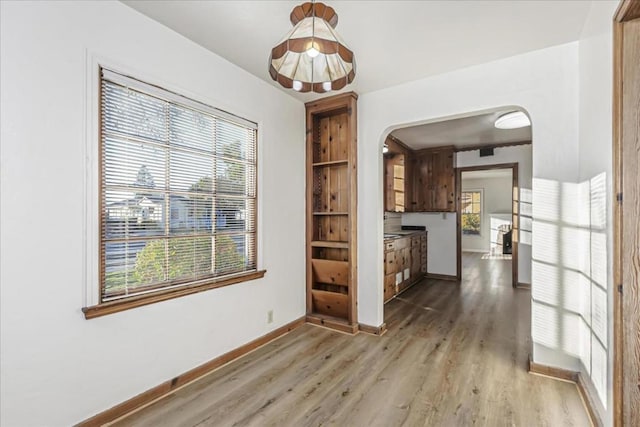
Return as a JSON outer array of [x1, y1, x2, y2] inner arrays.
[[0, 2, 305, 425], [358, 42, 581, 376], [458, 145, 533, 283], [577, 1, 618, 424], [401, 212, 457, 276], [461, 175, 513, 252]]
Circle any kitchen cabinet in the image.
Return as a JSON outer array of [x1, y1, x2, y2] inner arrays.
[[383, 231, 427, 303], [383, 136, 414, 213], [410, 146, 456, 212], [384, 153, 406, 212]]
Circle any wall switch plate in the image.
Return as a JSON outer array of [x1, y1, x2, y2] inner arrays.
[[267, 310, 274, 324]]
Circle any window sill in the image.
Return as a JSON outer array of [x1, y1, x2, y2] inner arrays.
[[82, 270, 266, 319]]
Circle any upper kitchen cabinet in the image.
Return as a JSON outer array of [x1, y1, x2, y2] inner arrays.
[[384, 152, 405, 212], [383, 136, 414, 212], [410, 146, 456, 212]]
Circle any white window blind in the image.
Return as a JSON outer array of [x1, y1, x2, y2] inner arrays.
[[100, 68, 257, 302]]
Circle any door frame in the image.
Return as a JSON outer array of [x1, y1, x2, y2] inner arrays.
[[456, 162, 519, 287], [613, 1, 640, 425]]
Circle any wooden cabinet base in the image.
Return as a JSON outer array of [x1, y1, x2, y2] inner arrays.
[[306, 313, 359, 335], [384, 274, 423, 303]]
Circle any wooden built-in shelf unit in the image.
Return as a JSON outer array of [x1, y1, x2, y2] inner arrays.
[[305, 92, 358, 334]]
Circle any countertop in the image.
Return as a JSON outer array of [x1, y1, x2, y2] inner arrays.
[[383, 230, 426, 241]]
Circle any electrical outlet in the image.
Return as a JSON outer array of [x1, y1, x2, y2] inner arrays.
[[267, 310, 274, 324]]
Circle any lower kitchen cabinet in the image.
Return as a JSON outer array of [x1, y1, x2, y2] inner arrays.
[[383, 231, 427, 303]]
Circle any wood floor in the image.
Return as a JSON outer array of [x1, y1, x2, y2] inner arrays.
[[113, 253, 590, 427]]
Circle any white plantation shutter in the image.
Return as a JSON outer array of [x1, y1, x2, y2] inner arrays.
[[100, 68, 257, 302]]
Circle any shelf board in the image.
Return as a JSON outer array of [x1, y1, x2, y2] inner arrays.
[[312, 160, 348, 167], [311, 240, 349, 249], [312, 212, 348, 216]]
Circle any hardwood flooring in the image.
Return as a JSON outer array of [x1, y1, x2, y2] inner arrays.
[[113, 253, 590, 426]]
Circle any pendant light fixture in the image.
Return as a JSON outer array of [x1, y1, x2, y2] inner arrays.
[[269, 1, 356, 93]]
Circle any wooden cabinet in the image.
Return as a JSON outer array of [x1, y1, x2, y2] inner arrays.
[[306, 93, 358, 334], [384, 153, 406, 212], [383, 136, 414, 213], [383, 232, 427, 303], [411, 146, 456, 212], [384, 137, 456, 213]]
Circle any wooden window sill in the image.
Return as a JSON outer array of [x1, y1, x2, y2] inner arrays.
[[82, 270, 266, 319]]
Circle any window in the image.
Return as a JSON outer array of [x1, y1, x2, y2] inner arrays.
[[461, 190, 481, 235], [94, 68, 260, 312]]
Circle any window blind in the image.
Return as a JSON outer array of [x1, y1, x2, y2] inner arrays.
[[100, 68, 257, 302]]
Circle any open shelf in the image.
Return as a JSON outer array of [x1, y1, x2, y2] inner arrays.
[[312, 212, 348, 216], [312, 160, 349, 167], [311, 240, 349, 249]]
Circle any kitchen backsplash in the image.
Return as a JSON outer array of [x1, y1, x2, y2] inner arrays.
[[384, 212, 402, 233]]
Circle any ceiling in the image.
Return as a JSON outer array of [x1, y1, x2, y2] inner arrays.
[[461, 168, 512, 180], [122, 1, 593, 102], [390, 110, 532, 150]]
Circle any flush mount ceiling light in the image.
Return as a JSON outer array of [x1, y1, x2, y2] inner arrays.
[[268, 1, 356, 93], [494, 111, 531, 129]]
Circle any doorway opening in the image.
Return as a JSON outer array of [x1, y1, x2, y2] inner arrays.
[[457, 164, 519, 287], [380, 107, 532, 310]]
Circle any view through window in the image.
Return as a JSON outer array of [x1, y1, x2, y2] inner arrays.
[[100, 69, 257, 302], [461, 190, 481, 235]]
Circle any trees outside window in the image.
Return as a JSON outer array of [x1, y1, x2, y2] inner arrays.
[[461, 191, 481, 235]]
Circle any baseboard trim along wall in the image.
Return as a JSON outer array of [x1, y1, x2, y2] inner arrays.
[[77, 316, 306, 427], [359, 322, 387, 336], [425, 273, 459, 281], [528, 357, 602, 427], [576, 372, 603, 427]]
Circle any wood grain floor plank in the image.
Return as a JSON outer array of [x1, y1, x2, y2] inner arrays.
[[112, 253, 589, 427]]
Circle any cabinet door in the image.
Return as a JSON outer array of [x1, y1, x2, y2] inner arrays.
[[421, 234, 428, 273], [431, 148, 455, 211], [412, 153, 429, 211], [402, 247, 411, 279], [410, 147, 455, 212], [384, 274, 396, 301], [384, 154, 406, 212], [411, 247, 421, 276], [384, 251, 396, 275], [405, 153, 414, 212], [384, 157, 395, 211]]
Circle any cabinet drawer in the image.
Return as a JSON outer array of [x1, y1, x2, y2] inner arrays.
[[396, 237, 410, 250], [385, 241, 396, 252], [411, 237, 420, 247]]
